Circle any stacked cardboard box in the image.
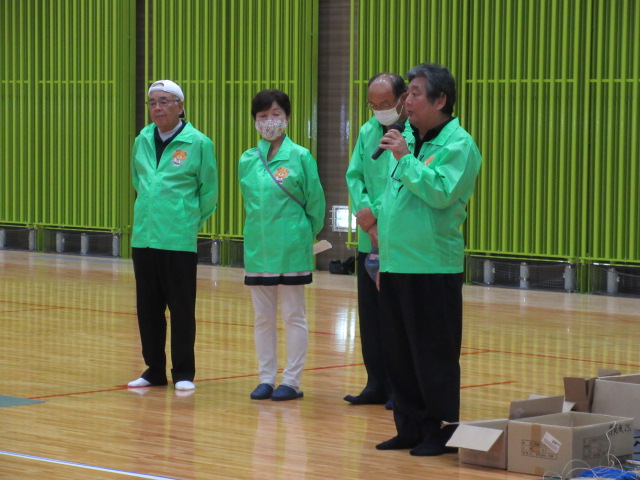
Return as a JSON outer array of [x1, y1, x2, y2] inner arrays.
[[592, 374, 640, 429], [447, 391, 634, 476], [446, 395, 565, 470], [591, 373, 640, 460], [507, 412, 633, 476]]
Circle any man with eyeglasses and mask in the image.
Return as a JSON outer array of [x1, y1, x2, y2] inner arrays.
[[344, 73, 413, 408], [128, 80, 218, 393]]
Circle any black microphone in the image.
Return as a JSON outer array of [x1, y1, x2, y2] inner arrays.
[[371, 121, 405, 160]]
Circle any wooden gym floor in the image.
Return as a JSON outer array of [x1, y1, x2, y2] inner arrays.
[[1, 250, 639, 479]]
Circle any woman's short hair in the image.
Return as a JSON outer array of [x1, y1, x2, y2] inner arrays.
[[406, 63, 456, 115], [251, 89, 291, 119]]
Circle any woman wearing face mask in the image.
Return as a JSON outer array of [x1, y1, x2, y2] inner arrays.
[[238, 89, 326, 401]]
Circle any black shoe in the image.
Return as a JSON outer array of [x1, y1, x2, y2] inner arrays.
[[250, 383, 274, 400], [384, 399, 393, 410], [375, 435, 420, 451], [409, 442, 458, 457], [343, 393, 386, 405], [271, 385, 303, 401]]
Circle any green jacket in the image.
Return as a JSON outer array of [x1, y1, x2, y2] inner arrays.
[[346, 117, 414, 253], [239, 136, 325, 273], [131, 122, 218, 252], [378, 118, 482, 273]]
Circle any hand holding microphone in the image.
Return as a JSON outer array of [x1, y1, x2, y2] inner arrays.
[[371, 121, 406, 160]]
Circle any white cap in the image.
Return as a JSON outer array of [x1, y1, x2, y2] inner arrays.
[[148, 79, 184, 101]]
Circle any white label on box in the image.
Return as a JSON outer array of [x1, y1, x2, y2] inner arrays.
[[541, 431, 561, 454], [521, 440, 558, 459]]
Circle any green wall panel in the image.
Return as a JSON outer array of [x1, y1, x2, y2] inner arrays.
[[145, 0, 318, 239], [0, 0, 136, 234], [3, 0, 639, 268], [351, 0, 640, 264]]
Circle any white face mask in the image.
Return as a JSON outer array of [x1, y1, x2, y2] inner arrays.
[[373, 100, 402, 126], [255, 118, 288, 141]]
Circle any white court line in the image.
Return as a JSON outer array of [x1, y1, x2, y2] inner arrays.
[[0, 450, 181, 480]]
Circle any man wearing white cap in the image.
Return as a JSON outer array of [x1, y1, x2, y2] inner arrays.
[[128, 80, 218, 392]]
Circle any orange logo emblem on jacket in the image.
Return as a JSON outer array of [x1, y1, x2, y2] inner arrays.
[[274, 167, 290, 184], [172, 149, 188, 167], [424, 155, 435, 166]]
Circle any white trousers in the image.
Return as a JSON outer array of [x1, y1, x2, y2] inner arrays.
[[250, 284, 308, 389]]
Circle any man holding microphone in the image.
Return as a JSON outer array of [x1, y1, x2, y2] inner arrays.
[[374, 64, 482, 456]]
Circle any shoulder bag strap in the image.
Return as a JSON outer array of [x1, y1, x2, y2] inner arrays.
[[257, 148, 305, 209]]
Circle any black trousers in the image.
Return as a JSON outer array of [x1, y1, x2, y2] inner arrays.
[[132, 247, 198, 384], [356, 251, 389, 400], [378, 272, 463, 444]]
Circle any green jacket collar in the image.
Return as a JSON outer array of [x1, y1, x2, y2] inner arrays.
[[258, 135, 292, 161], [426, 117, 460, 147], [140, 121, 197, 144]]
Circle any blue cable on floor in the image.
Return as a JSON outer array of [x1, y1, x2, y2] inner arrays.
[[576, 467, 639, 479]]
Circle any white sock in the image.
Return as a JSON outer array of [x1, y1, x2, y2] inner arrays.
[[175, 380, 196, 391], [128, 377, 152, 388]]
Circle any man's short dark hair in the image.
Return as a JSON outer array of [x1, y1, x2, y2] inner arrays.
[[251, 89, 291, 119], [367, 73, 407, 99], [406, 63, 456, 115]]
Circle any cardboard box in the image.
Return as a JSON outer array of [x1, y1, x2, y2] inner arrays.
[[507, 412, 633, 476], [446, 395, 564, 470], [564, 369, 621, 413], [564, 377, 596, 412], [592, 374, 640, 428], [447, 419, 509, 469]]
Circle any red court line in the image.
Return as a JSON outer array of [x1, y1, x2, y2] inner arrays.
[[29, 346, 640, 400], [3, 299, 347, 335], [30, 372, 266, 399], [474, 348, 640, 369], [31, 373, 516, 400], [196, 363, 365, 379], [30, 366, 368, 399], [301, 363, 365, 372], [200, 320, 253, 328], [200, 319, 344, 337], [463, 346, 495, 352], [0, 306, 66, 314], [461, 380, 516, 389], [0, 299, 136, 317], [461, 349, 492, 356], [30, 387, 128, 399], [3, 298, 478, 340], [2, 300, 347, 333], [310, 330, 345, 336], [1, 300, 71, 308], [28, 365, 365, 399]]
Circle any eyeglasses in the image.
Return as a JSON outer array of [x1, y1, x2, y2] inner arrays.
[[146, 99, 180, 108], [367, 98, 400, 111]]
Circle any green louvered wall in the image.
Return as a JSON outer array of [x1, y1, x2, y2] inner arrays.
[[145, 0, 319, 240], [1, 0, 316, 250], [350, 0, 640, 265], [0, 0, 135, 241], [3, 0, 640, 271]]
